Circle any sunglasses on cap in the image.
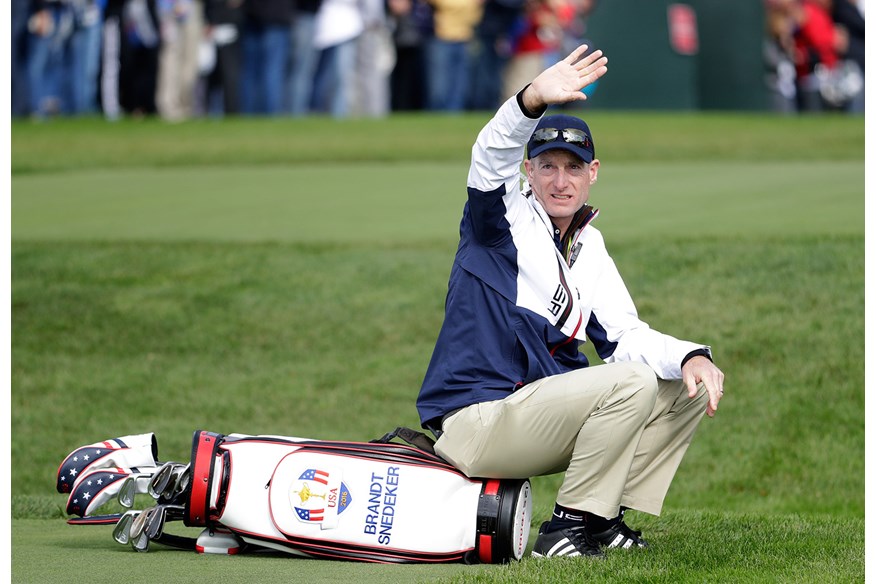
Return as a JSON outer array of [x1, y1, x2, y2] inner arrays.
[[531, 127, 592, 150]]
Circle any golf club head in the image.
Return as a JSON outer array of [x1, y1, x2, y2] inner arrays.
[[145, 505, 167, 540], [132, 530, 150, 553], [168, 464, 191, 500], [118, 472, 156, 508], [118, 476, 138, 508], [147, 463, 176, 499], [129, 506, 155, 541], [112, 510, 140, 545], [148, 462, 189, 501]]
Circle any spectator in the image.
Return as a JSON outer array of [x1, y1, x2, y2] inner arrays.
[[155, 0, 204, 121], [386, 0, 431, 111], [100, 0, 124, 119], [466, 0, 525, 111], [12, 0, 31, 116], [203, 0, 244, 115], [560, 0, 595, 55], [425, 0, 483, 112], [351, 0, 393, 117], [763, 0, 800, 113], [286, 0, 322, 115], [310, 0, 363, 117], [26, 0, 71, 118], [793, 0, 850, 111], [114, 0, 161, 116], [240, 0, 292, 115], [501, 0, 575, 102], [25, 0, 106, 117], [68, 0, 105, 114], [557, 0, 598, 107], [831, 0, 864, 112]]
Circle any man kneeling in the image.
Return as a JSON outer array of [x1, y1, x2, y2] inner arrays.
[[416, 45, 725, 558]]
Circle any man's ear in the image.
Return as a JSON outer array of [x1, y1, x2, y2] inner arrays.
[[589, 158, 600, 184], [524, 158, 533, 180]]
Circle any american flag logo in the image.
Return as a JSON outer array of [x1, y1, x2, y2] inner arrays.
[[298, 469, 329, 485], [295, 507, 324, 522], [293, 468, 330, 523]]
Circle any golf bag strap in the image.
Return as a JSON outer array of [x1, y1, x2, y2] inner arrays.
[[371, 427, 436, 454], [186, 430, 224, 527]]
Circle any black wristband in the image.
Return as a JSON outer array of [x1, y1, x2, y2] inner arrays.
[[681, 348, 712, 369], [516, 84, 547, 119]]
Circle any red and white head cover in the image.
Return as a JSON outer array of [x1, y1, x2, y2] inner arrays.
[[56, 433, 158, 494], [65, 466, 156, 517]]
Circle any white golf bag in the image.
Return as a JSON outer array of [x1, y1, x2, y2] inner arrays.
[[57, 428, 533, 564]]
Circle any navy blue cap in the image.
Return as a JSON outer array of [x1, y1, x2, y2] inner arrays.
[[526, 115, 595, 163]]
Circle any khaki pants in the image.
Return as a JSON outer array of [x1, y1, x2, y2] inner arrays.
[[155, 2, 203, 121], [434, 361, 707, 518]]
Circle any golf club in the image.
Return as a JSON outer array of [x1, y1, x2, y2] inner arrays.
[[129, 506, 157, 541], [112, 510, 141, 545], [132, 529, 150, 552], [118, 472, 156, 508], [147, 462, 188, 501]]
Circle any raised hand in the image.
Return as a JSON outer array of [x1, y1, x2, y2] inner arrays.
[[522, 45, 609, 112]]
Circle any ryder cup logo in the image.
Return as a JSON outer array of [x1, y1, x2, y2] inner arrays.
[[291, 468, 352, 529]]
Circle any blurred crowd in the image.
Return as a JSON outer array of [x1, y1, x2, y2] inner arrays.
[[10, 0, 598, 120], [764, 0, 865, 113], [9, 0, 864, 120]]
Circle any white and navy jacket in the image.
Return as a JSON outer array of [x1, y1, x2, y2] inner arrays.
[[417, 94, 710, 429]]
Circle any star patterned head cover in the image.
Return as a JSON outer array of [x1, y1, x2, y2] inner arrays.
[[65, 467, 150, 517], [56, 433, 158, 493]]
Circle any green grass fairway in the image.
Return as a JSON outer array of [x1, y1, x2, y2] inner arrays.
[[11, 112, 864, 583], [11, 160, 862, 242], [11, 512, 864, 584]]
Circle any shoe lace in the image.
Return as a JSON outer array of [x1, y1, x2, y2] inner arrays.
[[567, 525, 601, 552], [616, 521, 645, 543]]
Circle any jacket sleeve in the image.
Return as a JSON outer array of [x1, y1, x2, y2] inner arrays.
[[584, 233, 710, 380], [465, 95, 541, 246]]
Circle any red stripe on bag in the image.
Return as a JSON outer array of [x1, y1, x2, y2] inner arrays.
[[478, 480, 501, 564], [188, 432, 216, 526], [478, 534, 493, 564]]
